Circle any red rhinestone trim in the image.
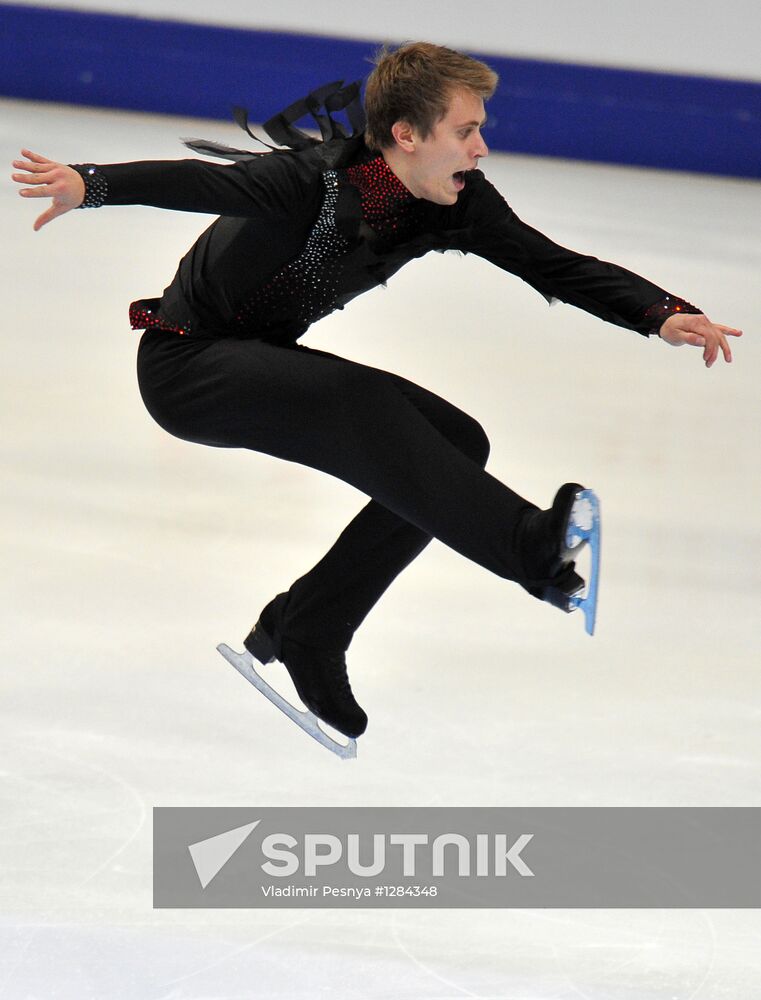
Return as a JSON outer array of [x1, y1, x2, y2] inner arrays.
[[643, 294, 701, 334], [344, 154, 424, 242], [129, 300, 188, 335]]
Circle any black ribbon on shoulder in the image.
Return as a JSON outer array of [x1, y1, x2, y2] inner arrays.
[[182, 79, 366, 160]]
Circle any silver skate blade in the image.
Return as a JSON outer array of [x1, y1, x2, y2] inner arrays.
[[564, 489, 601, 636], [216, 644, 357, 760]]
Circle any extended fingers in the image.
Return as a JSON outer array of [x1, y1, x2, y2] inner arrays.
[[654, 312, 741, 367], [12, 170, 51, 187], [717, 331, 734, 365], [704, 327, 735, 367], [680, 314, 740, 367], [20, 148, 53, 164], [14, 180, 54, 197], [709, 326, 740, 366], [13, 158, 49, 173], [12, 161, 68, 198], [11, 151, 63, 196], [12, 157, 53, 192], [708, 324, 743, 366], [717, 325, 743, 339], [33, 204, 63, 231]]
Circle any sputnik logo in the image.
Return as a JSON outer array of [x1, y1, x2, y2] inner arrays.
[[187, 820, 535, 888], [188, 820, 260, 889]]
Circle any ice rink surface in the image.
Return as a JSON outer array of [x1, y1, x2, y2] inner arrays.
[[2, 97, 760, 998]]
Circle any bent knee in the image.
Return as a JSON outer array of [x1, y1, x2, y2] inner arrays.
[[455, 414, 491, 467]]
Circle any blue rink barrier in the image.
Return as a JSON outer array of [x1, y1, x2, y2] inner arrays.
[[1, 3, 759, 178]]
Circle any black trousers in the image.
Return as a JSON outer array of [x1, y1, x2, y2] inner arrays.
[[136, 330, 538, 651]]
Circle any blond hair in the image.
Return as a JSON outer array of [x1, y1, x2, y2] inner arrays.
[[364, 41, 498, 151]]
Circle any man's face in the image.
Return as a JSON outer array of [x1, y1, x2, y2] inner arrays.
[[392, 89, 489, 205]]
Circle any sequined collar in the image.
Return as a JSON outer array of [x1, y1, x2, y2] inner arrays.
[[343, 152, 424, 245], [346, 153, 415, 211]]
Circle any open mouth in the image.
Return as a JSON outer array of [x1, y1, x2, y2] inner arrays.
[[452, 171, 466, 187]]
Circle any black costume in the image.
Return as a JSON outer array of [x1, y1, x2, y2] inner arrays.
[[72, 82, 700, 660]]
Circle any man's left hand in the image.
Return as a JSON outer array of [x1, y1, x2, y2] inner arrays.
[[659, 312, 743, 368]]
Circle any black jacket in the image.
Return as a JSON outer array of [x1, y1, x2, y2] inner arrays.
[[73, 120, 698, 343]]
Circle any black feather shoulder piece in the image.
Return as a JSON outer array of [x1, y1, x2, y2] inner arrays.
[[181, 79, 366, 162]]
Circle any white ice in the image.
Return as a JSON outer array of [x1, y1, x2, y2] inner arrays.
[[1, 97, 760, 999]]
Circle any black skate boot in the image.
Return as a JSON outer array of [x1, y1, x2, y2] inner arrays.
[[516, 482, 590, 611], [243, 604, 368, 739]]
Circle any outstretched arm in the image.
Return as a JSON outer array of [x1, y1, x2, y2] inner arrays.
[[12, 150, 85, 231], [12, 146, 316, 226], [459, 172, 744, 366]]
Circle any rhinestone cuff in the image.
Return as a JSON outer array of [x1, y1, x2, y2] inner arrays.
[[643, 294, 702, 336], [70, 164, 108, 208]]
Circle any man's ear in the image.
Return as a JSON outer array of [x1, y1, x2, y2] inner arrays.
[[390, 119, 417, 153]]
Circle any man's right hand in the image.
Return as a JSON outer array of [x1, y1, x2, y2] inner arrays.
[[11, 149, 86, 231]]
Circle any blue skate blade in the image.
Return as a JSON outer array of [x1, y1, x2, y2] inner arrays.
[[565, 489, 601, 636], [216, 644, 357, 760]]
